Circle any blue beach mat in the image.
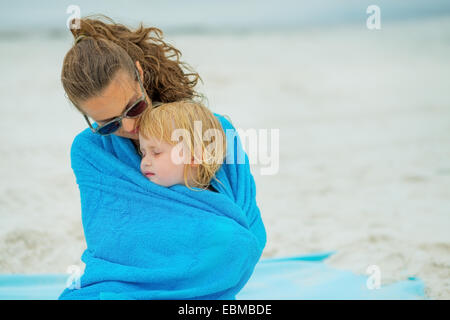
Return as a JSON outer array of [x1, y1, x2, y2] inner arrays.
[[0, 252, 426, 300], [236, 252, 426, 300]]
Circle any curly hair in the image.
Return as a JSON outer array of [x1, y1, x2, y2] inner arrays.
[[61, 14, 202, 112]]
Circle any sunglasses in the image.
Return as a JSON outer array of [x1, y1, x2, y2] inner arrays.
[[83, 69, 158, 136]]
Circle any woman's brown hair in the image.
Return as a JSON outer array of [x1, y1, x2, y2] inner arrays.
[[61, 14, 201, 112]]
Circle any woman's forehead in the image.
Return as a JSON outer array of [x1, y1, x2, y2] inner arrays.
[[80, 70, 137, 121]]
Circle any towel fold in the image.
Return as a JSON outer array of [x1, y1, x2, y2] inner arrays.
[[59, 113, 266, 300]]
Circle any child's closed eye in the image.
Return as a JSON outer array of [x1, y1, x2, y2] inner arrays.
[[139, 148, 162, 157]]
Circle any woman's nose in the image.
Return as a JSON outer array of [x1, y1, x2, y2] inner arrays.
[[122, 118, 137, 133]]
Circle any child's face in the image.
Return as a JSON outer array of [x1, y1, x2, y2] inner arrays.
[[139, 134, 192, 187]]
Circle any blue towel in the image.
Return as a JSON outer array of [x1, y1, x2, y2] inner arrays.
[[0, 252, 426, 300], [58, 113, 267, 300]]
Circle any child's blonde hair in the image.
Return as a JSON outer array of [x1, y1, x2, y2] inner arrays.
[[136, 100, 226, 190]]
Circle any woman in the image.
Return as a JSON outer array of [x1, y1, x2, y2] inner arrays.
[[62, 15, 201, 144], [59, 15, 266, 300]]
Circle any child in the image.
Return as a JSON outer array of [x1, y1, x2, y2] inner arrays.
[[136, 100, 227, 191]]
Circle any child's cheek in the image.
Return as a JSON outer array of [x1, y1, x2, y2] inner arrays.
[[140, 158, 147, 174]]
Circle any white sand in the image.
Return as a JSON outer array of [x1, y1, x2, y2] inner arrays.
[[0, 16, 449, 299]]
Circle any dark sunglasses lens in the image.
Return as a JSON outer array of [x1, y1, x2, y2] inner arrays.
[[126, 100, 147, 117], [98, 121, 121, 135]]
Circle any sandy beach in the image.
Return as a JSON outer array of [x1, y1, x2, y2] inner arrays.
[[0, 16, 449, 299]]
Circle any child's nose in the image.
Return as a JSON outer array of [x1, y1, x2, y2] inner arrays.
[[141, 155, 152, 168]]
